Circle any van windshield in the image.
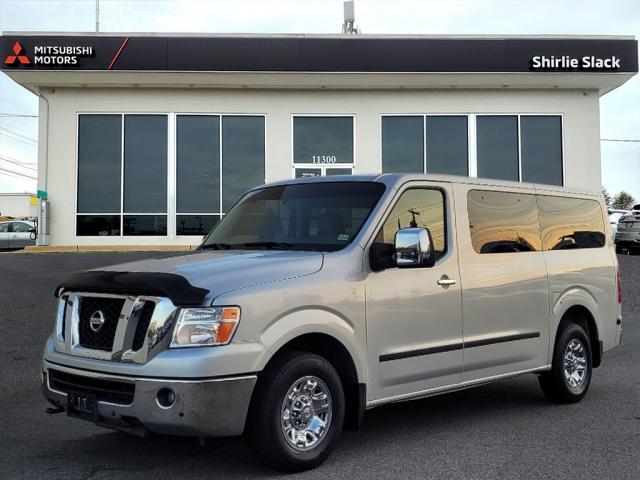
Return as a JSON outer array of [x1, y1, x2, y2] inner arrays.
[[201, 182, 386, 252]]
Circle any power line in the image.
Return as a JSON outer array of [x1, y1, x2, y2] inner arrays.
[[0, 155, 37, 171], [601, 138, 640, 143], [0, 127, 38, 147], [0, 113, 38, 118], [0, 166, 37, 180]]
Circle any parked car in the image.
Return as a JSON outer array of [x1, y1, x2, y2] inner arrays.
[[615, 211, 640, 254], [0, 220, 36, 249], [42, 175, 622, 472], [608, 208, 629, 235]]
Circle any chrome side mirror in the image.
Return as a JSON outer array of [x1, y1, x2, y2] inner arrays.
[[395, 227, 435, 268]]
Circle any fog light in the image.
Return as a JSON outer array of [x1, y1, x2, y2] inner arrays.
[[156, 388, 176, 409]]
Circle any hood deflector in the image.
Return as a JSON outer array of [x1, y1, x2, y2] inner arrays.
[[55, 271, 210, 306]]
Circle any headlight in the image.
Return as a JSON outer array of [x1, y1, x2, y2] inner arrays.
[[170, 306, 240, 348]]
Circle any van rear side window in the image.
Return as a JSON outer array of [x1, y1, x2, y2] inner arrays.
[[467, 190, 541, 253], [467, 190, 606, 254], [537, 196, 606, 250]]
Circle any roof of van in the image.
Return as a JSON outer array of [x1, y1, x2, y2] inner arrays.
[[264, 173, 602, 197]]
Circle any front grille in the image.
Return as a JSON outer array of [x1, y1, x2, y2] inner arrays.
[[78, 297, 125, 351], [132, 301, 155, 351], [48, 369, 135, 405]]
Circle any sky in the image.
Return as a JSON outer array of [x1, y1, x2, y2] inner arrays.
[[0, 0, 638, 198]]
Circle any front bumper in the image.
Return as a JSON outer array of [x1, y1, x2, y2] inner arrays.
[[42, 361, 257, 437]]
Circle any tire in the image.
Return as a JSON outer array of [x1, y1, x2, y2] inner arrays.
[[539, 322, 592, 403], [247, 351, 345, 472]]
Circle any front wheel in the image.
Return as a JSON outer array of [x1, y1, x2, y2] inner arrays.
[[539, 323, 592, 403], [248, 351, 345, 472]]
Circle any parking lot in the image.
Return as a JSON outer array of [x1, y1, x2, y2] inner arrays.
[[1, 251, 639, 479]]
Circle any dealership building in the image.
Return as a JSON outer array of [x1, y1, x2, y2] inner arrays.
[[1, 33, 637, 247]]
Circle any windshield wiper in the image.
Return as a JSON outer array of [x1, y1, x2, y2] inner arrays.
[[200, 242, 233, 250], [239, 241, 295, 250]]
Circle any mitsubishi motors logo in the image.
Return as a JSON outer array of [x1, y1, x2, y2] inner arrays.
[[4, 41, 30, 65]]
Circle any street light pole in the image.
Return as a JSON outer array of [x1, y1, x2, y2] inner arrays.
[[96, 0, 100, 33]]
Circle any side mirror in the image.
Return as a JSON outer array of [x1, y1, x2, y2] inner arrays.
[[395, 227, 435, 268], [369, 242, 395, 271], [29, 227, 36, 233]]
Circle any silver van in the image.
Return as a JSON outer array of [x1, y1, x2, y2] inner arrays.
[[42, 174, 622, 471]]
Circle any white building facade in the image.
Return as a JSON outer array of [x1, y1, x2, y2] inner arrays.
[[1, 33, 637, 246]]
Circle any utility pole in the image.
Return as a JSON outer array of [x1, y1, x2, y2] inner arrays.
[[342, 0, 361, 34], [96, 0, 100, 32]]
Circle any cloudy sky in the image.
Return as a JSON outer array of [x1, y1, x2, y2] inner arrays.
[[0, 0, 638, 198]]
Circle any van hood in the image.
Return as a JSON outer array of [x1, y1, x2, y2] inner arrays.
[[92, 249, 324, 303]]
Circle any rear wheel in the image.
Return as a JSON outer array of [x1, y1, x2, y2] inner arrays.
[[539, 323, 592, 403], [248, 351, 345, 472]]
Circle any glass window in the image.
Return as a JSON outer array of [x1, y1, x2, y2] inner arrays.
[[77, 215, 121, 236], [202, 182, 384, 252], [426, 116, 468, 176], [381, 116, 423, 173], [0, 223, 8, 233], [295, 168, 322, 178], [222, 116, 265, 211], [176, 115, 220, 214], [477, 116, 519, 181], [77, 115, 121, 213], [326, 168, 352, 176], [176, 215, 220, 236], [374, 188, 447, 258], [12, 222, 32, 233], [123, 215, 167, 236], [293, 117, 353, 165], [123, 115, 168, 214], [467, 190, 541, 253], [521, 116, 563, 186], [537, 196, 605, 250]]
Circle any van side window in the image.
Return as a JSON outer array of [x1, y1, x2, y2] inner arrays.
[[537, 196, 606, 250], [467, 190, 541, 253], [375, 188, 447, 258]]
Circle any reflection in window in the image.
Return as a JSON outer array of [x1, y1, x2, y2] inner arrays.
[[467, 190, 541, 253], [176, 215, 220, 236], [77, 215, 121, 236], [375, 188, 446, 258], [537, 196, 605, 250], [123, 215, 167, 236]]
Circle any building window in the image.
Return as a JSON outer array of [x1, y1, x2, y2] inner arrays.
[[521, 115, 563, 186], [476, 115, 519, 182], [175, 114, 265, 235], [381, 116, 423, 173], [425, 116, 468, 176], [476, 114, 563, 186], [293, 116, 354, 178], [381, 115, 468, 176], [76, 114, 169, 237], [76, 114, 122, 235], [467, 190, 542, 254]]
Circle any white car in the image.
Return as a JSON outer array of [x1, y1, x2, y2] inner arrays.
[[0, 220, 36, 249], [609, 209, 630, 235]]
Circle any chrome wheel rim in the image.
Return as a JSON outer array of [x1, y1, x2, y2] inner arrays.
[[280, 375, 333, 451], [563, 338, 588, 391]]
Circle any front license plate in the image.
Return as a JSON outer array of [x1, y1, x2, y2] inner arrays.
[[67, 392, 99, 422]]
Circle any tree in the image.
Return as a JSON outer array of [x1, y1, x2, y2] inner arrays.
[[612, 191, 636, 210], [602, 187, 612, 207]]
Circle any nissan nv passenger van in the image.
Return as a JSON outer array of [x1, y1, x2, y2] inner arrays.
[[42, 174, 622, 471]]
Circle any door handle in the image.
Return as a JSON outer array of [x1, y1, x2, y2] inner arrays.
[[437, 276, 457, 287]]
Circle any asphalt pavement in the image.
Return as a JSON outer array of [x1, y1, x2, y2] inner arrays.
[[1, 252, 639, 479]]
